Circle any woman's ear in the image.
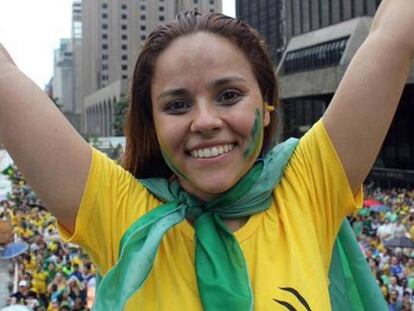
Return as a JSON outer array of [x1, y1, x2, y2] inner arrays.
[[263, 103, 274, 127]]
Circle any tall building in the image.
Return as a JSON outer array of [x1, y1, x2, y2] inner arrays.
[[52, 38, 82, 131], [80, 0, 222, 136], [236, 0, 414, 186], [72, 0, 83, 116], [53, 39, 75, 114], [236, 1, 285, 64]]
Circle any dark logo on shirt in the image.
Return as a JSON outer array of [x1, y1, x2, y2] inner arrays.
[[273, 287, 311, 311]]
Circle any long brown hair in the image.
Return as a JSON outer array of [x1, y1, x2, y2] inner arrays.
[[123, 10, 281, 178]]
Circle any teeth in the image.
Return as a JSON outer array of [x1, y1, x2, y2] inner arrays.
[[190, 144, 235, 159]]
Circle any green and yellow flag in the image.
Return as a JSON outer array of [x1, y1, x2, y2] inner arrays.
[[1, 164, 13, 176]]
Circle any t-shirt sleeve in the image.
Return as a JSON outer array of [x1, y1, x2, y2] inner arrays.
[[280, 119, 363, 263], [57, 148, 159, 275]]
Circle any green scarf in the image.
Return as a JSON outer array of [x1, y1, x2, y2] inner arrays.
[[93, 138, 387, 310]]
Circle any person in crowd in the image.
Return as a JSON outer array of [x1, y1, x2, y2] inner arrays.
[[392, 217, 408, 239], [1, 1, 414, 310], [388, 289, 403, 311], [378, 218, 394, 242], [9, 280, 31, 305]]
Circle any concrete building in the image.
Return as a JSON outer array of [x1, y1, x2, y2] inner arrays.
[[52, 38, 81, 130], [236, 0, 382, 65], [237, 0, 414, 186], [80, 0, 222, 137], [53, 39, 74, 113], [72, 0, 83, 117]]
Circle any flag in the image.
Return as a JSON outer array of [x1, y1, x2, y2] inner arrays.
[[329, 221, 388, 311], [1, 164, 13, 176]]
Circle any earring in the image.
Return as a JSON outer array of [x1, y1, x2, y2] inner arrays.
[[264, 103, 275, 112]]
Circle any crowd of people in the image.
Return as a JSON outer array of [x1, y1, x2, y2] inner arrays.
[[4, 162, 414, 310], [0, 165, 96, 311], [351, 186, 414, 311]]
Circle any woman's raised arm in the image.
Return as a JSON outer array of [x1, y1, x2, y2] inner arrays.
[[0, 44, 91, 232], [323, 0, 414, 194]]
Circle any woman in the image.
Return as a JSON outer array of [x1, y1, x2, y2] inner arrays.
[[0, 1, 413, 310]]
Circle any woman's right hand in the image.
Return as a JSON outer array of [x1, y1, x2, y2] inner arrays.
[[0, 43, 91, 233]]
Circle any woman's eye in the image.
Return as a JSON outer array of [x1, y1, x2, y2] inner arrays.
[[164, 101, 191, 114], [217, 91, 242, 105]]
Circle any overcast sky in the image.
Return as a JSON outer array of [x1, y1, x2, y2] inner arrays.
[[0, 0, 235, 89]]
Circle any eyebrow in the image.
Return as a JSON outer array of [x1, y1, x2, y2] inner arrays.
[[157, 76, 247, 100]]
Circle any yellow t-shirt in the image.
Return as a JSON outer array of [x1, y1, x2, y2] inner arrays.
[[59, 120, 362, 310], [32, 270, 48, 294]]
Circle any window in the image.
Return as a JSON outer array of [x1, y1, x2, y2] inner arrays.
[[140, 25, 146, 31], [122, 34, 127, 40], [121, 14, 127, 19], [122, 55, 127, 60], [159, 16, 165, 21], [102, 34, 108, 39], [140, 5, 146, 10], [193, 0, 198, 3], [209, 9, 214, 12], [141, 15, 146, 20], [141, 35, 146, 41], [102, 75, 108, 81], [121, 25, 127, 30], [102, 44, 108, 50], [122, 75, 128, 80], [102, 13, 108, 19], [102, 54, 108, 60], [102, 3, 108, 9], [122, 65, 128, 70], [283, 37, 349, 74], [121, 4, 127, 10], [122, 44, 127, 50], [102, 65, 108, 70], [209, 0, 214, 4], [102, 24, 108, 30], [159, 6, 164, 11]]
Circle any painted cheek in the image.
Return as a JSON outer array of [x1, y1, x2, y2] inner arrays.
[[156, 130, 189, 180], [243, 108, 264, 159]]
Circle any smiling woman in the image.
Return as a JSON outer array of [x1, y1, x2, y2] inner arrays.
[[0, 2, 413, 311]]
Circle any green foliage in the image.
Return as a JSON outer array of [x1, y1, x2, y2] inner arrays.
[[113, 98, 129, 136]]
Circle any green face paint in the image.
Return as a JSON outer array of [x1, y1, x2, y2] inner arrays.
[[243, 108, 264, 159]]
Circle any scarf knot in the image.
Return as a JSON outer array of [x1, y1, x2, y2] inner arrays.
[[184, 203, 205, 221]]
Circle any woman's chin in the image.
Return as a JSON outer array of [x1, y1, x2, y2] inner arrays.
[[179, 178, 236, 201]]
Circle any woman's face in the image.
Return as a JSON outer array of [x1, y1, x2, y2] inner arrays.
[[151, 32, 270, 201]]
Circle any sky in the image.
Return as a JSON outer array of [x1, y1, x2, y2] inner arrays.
[[0, 0, 235, 89]]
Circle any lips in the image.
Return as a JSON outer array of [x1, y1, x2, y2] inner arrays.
[[190, 143, 235, 159]]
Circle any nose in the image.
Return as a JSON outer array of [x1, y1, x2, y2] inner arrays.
[[190, 104, 223, 134]]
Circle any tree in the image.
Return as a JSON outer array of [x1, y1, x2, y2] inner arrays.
[[112, 98, 128, 136]]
